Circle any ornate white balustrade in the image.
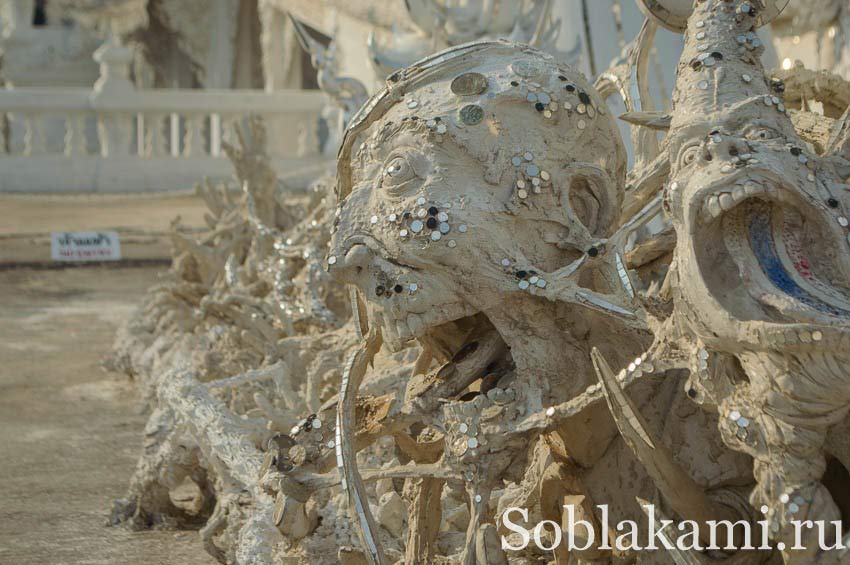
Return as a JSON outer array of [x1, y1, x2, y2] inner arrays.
[[0, 42, 327, 193]]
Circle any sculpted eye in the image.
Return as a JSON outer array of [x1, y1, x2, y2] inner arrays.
[[382, 156, 416, 187], [744, 126, 780, 141], [678, 144, 701, 169], [380, 149, 429, 193]]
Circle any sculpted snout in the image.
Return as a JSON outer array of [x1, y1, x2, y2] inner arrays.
[[328, 241, 374, 289], [701, 134, 751, 166], [328, 182, 380, 285]]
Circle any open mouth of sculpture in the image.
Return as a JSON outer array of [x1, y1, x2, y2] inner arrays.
[[697, 174, 809, 223], [336, 238, 483, 350], [693, 173, 850, 321]]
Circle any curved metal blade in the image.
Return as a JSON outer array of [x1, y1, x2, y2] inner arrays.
[[591, 348, 739, 546], [337, 330, 386, 564]]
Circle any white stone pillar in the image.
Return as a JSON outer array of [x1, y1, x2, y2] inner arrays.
[[91, 36, 135, 157], [92, 36, 134, 95], [1, 0, 34, 39], [259, 1, 302, 91]]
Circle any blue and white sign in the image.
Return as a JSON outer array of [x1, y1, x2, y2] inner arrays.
[[51, 231, 121, 262]]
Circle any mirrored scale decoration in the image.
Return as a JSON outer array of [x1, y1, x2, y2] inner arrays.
[[375, 194, 466, 249], [510, 151, 554, 200]]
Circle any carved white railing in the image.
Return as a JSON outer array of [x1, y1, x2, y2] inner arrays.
[[0, 41, 326, 192], [0, 87, 324, 157]]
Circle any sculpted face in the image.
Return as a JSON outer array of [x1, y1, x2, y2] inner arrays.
[[668, 100, 850, 341], [662, 0, 850, 344], [328, 43, 626, 351], [659, 3, 850, 557]]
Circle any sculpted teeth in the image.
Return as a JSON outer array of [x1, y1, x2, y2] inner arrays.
[[434, 304, 463, 326], [700, 181, 778, 221], [385, 301, 477, 340], [407, 313, 425, 337], [382, 316, 402, 350], [732, 186, 746, 202], [395, 319, 409, 341], [388, 302, 404, 319], [707, 196, 722, 219]]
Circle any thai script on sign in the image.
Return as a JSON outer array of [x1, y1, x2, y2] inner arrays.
[[51, 231, 121, 262]]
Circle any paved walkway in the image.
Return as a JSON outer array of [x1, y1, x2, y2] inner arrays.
[[0, 266, 215, 564]]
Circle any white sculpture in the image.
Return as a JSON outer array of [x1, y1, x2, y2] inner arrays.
[[110, 2, 850, 564], [289, 15, 369, 155], [264, 39, 748, 564], [650, 0, 850, 561], [367, 0, 560, 77]]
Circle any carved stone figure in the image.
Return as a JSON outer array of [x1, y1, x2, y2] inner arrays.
[[656, 0, 850, 561], [304, 39, 751, 564], [107, 2, 850, 564], [289, 15, 369, 155]]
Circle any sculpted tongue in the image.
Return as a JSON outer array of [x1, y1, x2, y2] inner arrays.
[[722, 202, 850, 320]]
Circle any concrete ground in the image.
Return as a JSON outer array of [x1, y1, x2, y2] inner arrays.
[[0, 266, 214, 564]]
